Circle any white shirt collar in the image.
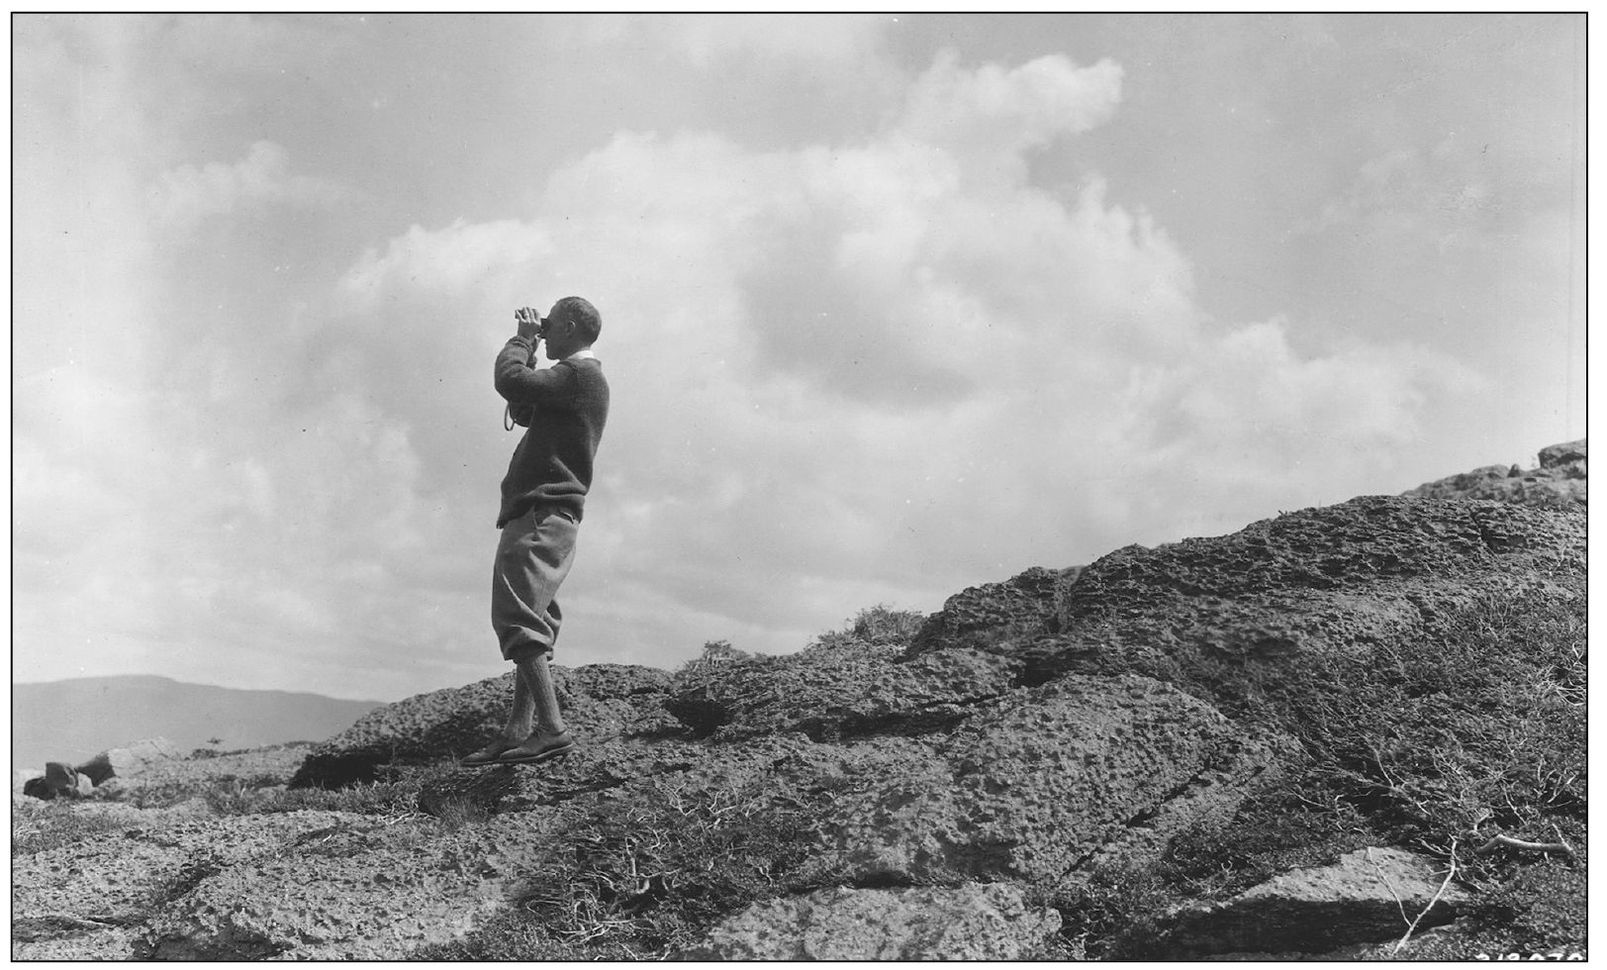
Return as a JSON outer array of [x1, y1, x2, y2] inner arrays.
[[566, 348, 598, 361]]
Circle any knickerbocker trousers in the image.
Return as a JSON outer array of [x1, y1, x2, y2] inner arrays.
[[491, 506, 579, 662]]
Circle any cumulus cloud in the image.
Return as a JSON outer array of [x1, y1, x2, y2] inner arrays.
[[151, 140, 353, 228], [901, 52, 1124, 156], [16, 22, 1513, 699], [338, 219, 558, 313], [324, 48, 1478, 670]]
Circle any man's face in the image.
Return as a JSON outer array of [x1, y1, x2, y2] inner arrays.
[[541, 304, 578, 360]]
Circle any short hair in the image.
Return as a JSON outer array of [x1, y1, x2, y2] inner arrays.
[[555, 296, 601, 345]]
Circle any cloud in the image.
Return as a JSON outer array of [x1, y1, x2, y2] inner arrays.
[[320, 48, 1479, 674], [150, 140, 354, 229], [901, 52, 1124, 156], [1308, 130, 1567, 253], [14, 23, 1515, 700], [338, 219, 557, 313]]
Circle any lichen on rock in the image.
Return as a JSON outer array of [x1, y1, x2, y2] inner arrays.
[[683, 882, 1062, 960]]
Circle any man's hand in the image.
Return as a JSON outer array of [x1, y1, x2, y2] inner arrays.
[[515, 307, 542, 342]]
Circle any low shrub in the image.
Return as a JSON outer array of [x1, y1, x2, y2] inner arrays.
[[673, 638, 769, 680], [415, 771, 831, 959], [12, 803, 136, 857], [1145, 586, 1585, 852], [807, 604, 926, 654], [1057, 584, 1587, 957]]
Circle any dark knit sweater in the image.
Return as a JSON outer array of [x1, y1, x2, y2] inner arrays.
[[493, 337, 610, 528]]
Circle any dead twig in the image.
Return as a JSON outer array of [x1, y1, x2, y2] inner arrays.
[[1366, 847, 1410, 926], [1392, 837, 1459, 956], [1474, 833, 1576, 859]]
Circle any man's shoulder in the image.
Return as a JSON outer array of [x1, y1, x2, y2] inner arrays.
[[564, 355, 607, 380], [561, 356, 610, 400]]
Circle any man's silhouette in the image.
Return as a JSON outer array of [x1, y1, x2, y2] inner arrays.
[[463, 296, 609, 766]]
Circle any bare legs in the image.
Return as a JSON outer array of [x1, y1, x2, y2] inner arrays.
[[504, 651, 568, 742], [462, 652, 570, 765]]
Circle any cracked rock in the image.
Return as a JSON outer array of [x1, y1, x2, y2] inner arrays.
[[138, 813, 566, 960], [681, 882, 1061, 960], [803, 674, 1279, 886]]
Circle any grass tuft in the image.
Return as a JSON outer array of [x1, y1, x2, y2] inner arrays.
[[414, 771, 831, 960], [1045, 585, 1587, 957], [807, 604, 927, 653]]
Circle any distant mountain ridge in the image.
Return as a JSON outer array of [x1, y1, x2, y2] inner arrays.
[[11, 675, 383, 771]]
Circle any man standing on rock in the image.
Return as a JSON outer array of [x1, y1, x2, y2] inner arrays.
[[463, 296, 610, 767]]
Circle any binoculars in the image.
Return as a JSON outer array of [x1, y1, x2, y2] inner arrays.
[[516, 307, 547, 339]]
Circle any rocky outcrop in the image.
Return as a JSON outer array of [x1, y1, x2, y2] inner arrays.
[[913, 440, 1586, 670], [910, 496, 1585, 707], [1150, 846, 1469, 956], [12, 809, 363, 932], [139, 812, 568, 960], [683, 883, 1061, 960], [74, 737, 181, 787], [909, 566, 1080, 655], [665, 642, 1024, 740], [290, 664, 677, 788], [22, 762, 92, 800], [800, 674, 1279, 886], [1539, 438, 1587, 469], [10, 441, 1585, 961], [1405, 438, 1585, 509], [90, 742, 312, 797], [18, 738, 183, 802]]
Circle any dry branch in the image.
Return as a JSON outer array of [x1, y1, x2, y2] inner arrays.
[[1474, 833, 1576, 858]]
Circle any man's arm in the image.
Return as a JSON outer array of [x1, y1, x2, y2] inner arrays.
[[494, 336, 576, 405], [496, 308, 577, 406]]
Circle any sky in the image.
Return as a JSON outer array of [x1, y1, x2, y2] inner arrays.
[[11, 13, 1587, 702]]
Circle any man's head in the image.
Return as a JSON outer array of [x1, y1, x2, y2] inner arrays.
[[541, 296, 602, 360]]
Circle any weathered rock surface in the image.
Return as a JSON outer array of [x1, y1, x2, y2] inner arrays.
[[13, 925, 142, 962], [11, 810, 363, 931], [467, 735, 714, 811], [17, 739, 183, 801], [139, 812, 568, 960], [800, 674, 1279, 886], [910, 496, 1585, 711], [1150, 846, 1470, 956], [683, 883, 1061, 960], [73, 737, 181, 788], [666, 642, 1024, 740], [1539, 438, 1587, 469], [1405, 438, 1585, 509], [909, 565, 1080, 655], [912, 441, 1586, 669], [12, 442, 1584, 961], [291, 664, 677, 787], [23, 762, 92, 800], [88, 742, 312, 799]]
